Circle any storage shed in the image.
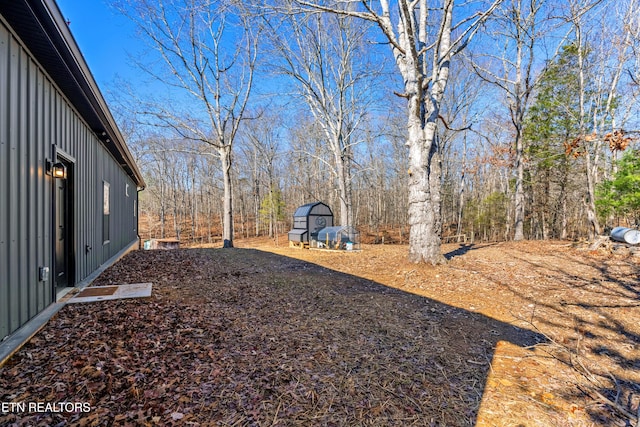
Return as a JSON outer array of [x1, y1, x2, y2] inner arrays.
[[312, 226, 360, 251], [288, 202, 333, 247], [0, 0, 145, 343]]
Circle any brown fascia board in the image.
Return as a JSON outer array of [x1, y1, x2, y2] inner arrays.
[[1, 0, 145, 189]]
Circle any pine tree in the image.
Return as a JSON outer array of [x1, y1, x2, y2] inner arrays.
[[259, 187, 286, 238], [524, 44, 583, 238], [596, 149, 640, 226]]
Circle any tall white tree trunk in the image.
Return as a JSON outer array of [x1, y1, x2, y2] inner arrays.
[[334, 140, 354, 227], [513, 125, 526, 240], [293, 0, 501, 263], [512, 3, 528, 241], [469, 0, 549, 241], [407, 120, 445, 263], [456, 135, 467, 240], [266, 9, 367, 230], [220, 145, 234, 247], [584, 153, 600, 238], [579, 0, 635, 238], [400, 2, 452, 264], [574, 12, 600, 239]]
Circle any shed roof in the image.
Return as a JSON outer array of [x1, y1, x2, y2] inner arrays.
[[294, 202, 332, 218], [0, 0, 145, 188]]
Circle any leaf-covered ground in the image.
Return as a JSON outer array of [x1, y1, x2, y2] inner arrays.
[[0, 239, 638, 426]]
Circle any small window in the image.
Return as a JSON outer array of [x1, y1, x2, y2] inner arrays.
[[103, 181, 110, 243]]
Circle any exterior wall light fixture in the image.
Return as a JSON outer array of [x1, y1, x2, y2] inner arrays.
[[47, 159, 67, 179]]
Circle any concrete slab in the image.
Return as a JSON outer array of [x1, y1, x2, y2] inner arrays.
[[0, 241, 140, 368], [68, 283, 153, 304]]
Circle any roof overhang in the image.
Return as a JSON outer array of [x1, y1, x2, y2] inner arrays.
[[0, 0, 145, 188]]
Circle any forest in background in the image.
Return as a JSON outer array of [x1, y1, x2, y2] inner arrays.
[[106, 0, 640, 247]]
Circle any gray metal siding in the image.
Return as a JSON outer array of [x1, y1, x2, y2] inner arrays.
[[0, 23, 52, 339], [0, 18, 139, 341], [1, 21, 9, 338], [55, 96, 138, 281]]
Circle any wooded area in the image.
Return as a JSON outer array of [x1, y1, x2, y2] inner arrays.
[[110, 0, 640, 260]]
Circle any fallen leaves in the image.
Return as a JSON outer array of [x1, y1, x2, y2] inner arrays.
[[0, 248, 512, 425], [0, 241, 638, 426]]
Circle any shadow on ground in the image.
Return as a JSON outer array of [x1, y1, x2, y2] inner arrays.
[[476, 248, 640, 425], [0, 248, 546, 426], [444, 243, 477, 260]]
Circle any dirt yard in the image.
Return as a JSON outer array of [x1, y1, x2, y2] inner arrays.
[[0, 239, 638, 426]]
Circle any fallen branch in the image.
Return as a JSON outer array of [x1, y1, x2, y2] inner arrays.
[[589, 235, 611, 251], [513, 312, 639, 426]]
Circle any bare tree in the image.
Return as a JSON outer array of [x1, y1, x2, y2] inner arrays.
[[263, 6, 379, 228], [632, 10, 640, 88], [561, 0, 635, 238], [237, 110, 284, 237], [438, 58, 484, 239], [290, 0, 502, 264], [570, 1, 601, 238], [116, 0, 257, 248], [469, 0, 564, 241], [284, 116, 336, 208]]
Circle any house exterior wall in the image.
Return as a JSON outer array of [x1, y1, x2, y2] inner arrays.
[[0, 16, 139, 341]]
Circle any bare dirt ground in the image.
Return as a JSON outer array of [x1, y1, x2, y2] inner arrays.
[[0, 238, 638, 426]]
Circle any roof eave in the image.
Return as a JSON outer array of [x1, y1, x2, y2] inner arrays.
[[0, 0, 145, 188]]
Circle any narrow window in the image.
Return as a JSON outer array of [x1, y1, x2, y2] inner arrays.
[[103, 181, 110, 243]]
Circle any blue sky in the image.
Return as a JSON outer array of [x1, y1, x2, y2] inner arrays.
[[52, 0, 403, 137], [56, 0, 140, 90], [54, 0, 288, 114]]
